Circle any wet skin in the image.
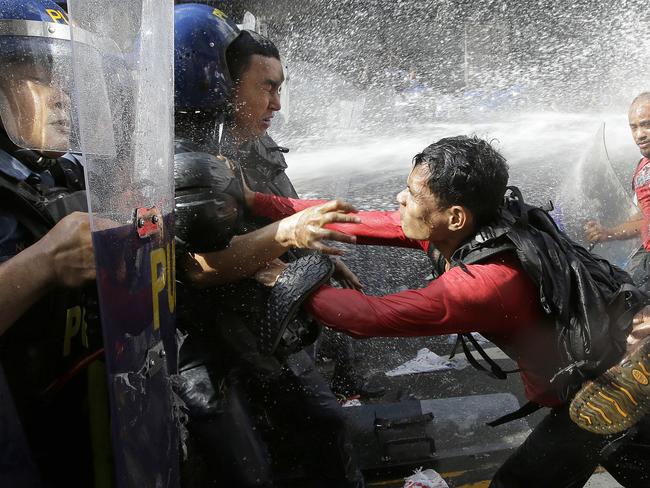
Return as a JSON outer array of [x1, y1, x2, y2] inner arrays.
[[396, 164, 473, 260], [0, 64, 71, 155], [231, 54, 284, 141], [629, 97, 650, 159]]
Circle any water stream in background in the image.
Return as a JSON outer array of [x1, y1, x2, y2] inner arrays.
[[280, 111, 639, 216]]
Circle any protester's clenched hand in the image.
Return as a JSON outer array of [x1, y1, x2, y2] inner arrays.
[[628, 305, 650, 349], [332, 258, 364, 291], [275, 200, 361, 255], [584, 220, 609, 243], [254, 258, 287, 287], [39, 212, 95, 288]]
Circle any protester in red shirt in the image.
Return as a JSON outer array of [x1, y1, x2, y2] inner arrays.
[[249, 135, 649, 487]]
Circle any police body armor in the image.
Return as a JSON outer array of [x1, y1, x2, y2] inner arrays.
[[219, 133, 316, 366], [0, 142, 104, 485]]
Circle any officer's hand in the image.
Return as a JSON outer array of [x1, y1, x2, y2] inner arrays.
[[332, 258, 364, 291], [584, 220, 609, 242], [629, 305, 650, 349], [275, 200, 361, 255], [40, 212, 95, 288], [254, 258, 287, 287]]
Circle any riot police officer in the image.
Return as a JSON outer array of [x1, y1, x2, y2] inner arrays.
[[173, 5, 364, 487], [0, 1, 102, 486]]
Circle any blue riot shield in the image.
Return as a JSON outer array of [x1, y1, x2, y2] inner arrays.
[[67, 1, 178, 486]]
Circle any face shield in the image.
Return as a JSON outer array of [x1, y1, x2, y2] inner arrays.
[[0, 20, 115, 155]]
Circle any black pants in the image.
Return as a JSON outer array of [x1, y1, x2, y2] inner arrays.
[[490, 405, 650, 488], [180, 350, 363, 488], [267, 350, 364, 487], [312, 328, 357, 380]]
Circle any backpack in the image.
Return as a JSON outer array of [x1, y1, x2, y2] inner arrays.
[[429, 186, 647, 422]]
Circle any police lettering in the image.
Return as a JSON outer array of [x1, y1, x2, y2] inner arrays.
[[45, 9, 69, 25], [63, 305, 88, 357], [212, 8, 227, 20], [150, 241, 176, 330]]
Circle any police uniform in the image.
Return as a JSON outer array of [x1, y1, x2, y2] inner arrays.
[[173, 130, 363, 487], [0, 137, 105, 487], [222, 130, 363, 487]]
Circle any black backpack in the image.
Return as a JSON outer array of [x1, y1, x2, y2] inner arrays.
[[429, 186, 647, 422]]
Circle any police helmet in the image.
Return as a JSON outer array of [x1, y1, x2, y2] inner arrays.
[[174, 3, 241, 116]]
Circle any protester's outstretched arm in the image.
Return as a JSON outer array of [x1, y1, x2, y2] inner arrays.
[[0, 212, 95, 335], [584, 211, 644, 242], [250, 192, 425, 250], [302, 255, 538, 339], [182, 200, 360, 288]]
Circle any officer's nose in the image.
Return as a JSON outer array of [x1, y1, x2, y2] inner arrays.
[[269, 91, 281, 112]]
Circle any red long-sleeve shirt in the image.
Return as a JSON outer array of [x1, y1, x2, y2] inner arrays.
[[253, 193, 563, 406]]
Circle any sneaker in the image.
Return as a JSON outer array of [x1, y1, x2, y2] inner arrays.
[[570, 336, 650, 434]]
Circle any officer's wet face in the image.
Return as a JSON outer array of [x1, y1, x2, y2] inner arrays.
[[231, 54, 283, 141], [629, 99, 650, 158], [0, 65, 70, 154], [397, 165, 451, 241]]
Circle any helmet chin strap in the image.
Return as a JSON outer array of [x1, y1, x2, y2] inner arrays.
[[12, 148, 59, 173], [0, 129, 58, 173]]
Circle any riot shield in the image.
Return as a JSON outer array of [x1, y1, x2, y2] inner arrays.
[[67, 1, 178, 486], [554, 123, 638, 267]]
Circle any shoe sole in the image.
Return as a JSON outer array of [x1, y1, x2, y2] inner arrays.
[[260, 253, 334, 356], [569, 337, 650, 434]]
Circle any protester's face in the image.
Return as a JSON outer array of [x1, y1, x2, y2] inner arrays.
[[629, 99, 650, 159], [0, 64, 71, 154], [231, 54, 283, 140], [396, 164, 451, 241]]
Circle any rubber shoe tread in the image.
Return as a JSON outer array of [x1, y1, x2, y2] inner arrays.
[[570, 336, 650, 434], [260, 254, 334, 356]]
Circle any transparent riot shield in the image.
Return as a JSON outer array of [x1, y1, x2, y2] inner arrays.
[[67, 1, 178, 486], [554, 123, 638, 267]]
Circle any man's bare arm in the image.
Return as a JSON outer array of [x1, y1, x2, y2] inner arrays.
[[0, 212, 95, 335], [584, 211, 644, 242], [182, 200, 360, 288]]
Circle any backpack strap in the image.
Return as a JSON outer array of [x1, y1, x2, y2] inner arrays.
[[426, 242, 446, 279], [486, 401, 542, 427], [453, 333, 521, 380]]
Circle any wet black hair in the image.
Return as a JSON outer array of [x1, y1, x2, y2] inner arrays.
[[413, 135, 509, 227], [225, 30, 280, 83]]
